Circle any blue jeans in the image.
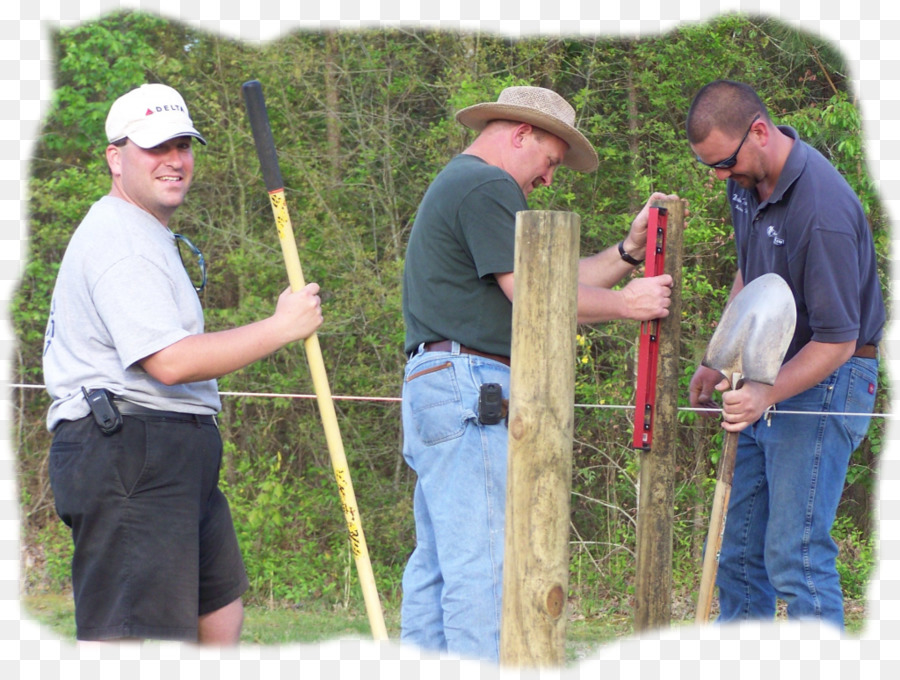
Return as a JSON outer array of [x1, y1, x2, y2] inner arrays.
[[400, 342, 510, 662], [716, 356, 878, 629]]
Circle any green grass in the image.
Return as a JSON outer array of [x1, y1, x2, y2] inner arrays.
[[21, 592, 401, 645], [241, 601, 400, 645], [21, 590, 867, 662], [19, 591, 620, 664], [22, 592, 77, 640]]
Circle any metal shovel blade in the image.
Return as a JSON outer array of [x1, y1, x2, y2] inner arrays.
[[701, 273, 797, 387], [695, 272, 796, 624]]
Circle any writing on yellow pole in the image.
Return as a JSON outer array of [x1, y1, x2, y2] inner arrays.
[[267, 189, 307, 291], [334, 466, 363, 557], [268, 190, 292, 240]]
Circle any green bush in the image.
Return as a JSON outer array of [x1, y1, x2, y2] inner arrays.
[[833, 515, 876, 600]]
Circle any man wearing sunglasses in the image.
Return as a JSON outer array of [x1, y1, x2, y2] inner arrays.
[[686, 80, 884, 629], [42, 83, 324, 644]]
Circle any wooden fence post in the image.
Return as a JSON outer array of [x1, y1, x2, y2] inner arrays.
[[633, 198, 685, 632], [500, 210, 580, 667]]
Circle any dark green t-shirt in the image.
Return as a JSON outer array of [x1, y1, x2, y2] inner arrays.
[[402, 154, 528, 356]]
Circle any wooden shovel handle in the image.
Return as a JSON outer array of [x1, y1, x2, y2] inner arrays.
[[696, 429, 739, 623]]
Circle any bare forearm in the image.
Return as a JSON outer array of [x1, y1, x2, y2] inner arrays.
[[720, 339, 857, 432], [576, 275, 673, 323], [140, 283, 323, 385], [140, 317, 298, 385], [769, 340, 856, 404], [576, 283, 627, 323], [577, 241, 641, 289]]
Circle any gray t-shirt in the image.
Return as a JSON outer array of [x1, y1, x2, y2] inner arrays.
[[43, 195, 221, 430], [402, 154, 528, 357]]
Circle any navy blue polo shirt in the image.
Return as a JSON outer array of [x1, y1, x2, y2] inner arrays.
[[729, 127, 884, 362]]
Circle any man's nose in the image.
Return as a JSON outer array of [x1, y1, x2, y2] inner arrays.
[[161, 147, 184, 166], [543, 167, 556, 186]]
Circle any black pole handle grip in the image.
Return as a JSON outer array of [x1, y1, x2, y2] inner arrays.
[[242, 79, 284, 193]]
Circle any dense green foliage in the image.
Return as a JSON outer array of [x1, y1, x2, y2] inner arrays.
[[16, 12, 888, 624]]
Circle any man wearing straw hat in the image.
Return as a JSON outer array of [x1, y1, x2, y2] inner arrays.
[[400, 85, 676, 661]]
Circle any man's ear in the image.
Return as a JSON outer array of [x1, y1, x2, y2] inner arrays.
[[751, 118, 769, 147], [511, 122, 534, 149], [106, 143, 122, 176]]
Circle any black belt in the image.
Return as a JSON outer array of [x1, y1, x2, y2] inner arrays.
[[113, 399, 217, 426], [421, 340, 511, 367], [853, 344, 878, 359]]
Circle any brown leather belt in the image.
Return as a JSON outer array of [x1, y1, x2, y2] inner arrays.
[[853, 344, 877, 359], [422, 340, 511, 367]]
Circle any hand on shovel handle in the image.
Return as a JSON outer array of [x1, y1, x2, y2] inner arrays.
[[719, 379, 781, 433], [688, 365, 725, 416]]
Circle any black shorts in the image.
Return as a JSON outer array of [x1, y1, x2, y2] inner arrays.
[[49, 413, 249, 641]]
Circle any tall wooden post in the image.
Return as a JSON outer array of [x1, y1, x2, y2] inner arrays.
[[500, 210, 579, 667], [633, 198, 685, 631]]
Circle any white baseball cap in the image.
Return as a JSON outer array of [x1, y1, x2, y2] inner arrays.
[[105, 83, 207, 148]]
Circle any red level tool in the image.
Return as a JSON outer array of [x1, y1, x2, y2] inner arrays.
[[633, 206, 668, 450]]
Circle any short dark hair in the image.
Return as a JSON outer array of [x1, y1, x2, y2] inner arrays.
[[686, 80, 769, 144]]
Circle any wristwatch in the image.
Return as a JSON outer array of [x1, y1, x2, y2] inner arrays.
[[618, 240, 644, 266]]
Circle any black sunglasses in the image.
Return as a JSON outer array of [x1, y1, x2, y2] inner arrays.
[[174, 233, 207, 293], [697, 113, 761, 169]]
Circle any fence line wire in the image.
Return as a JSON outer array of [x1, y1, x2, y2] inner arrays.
[[10, 383, 893, 420]]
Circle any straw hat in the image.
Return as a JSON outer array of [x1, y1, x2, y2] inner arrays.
[[455, 86, 598, 172]]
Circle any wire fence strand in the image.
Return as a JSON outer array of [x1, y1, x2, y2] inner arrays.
[[11, 383, 892, 420]]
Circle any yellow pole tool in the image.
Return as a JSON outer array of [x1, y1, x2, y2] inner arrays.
[[241, 79, 388, 640]]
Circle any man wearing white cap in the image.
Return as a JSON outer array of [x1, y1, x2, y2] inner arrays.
[[43, 83, 324, 643], [400, 86, 676, 661]]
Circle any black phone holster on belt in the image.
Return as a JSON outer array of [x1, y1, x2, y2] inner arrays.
[[81, 387, 123, 436]]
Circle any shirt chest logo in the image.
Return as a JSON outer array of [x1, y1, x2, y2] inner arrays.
[[766, 225, 785, 246]]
